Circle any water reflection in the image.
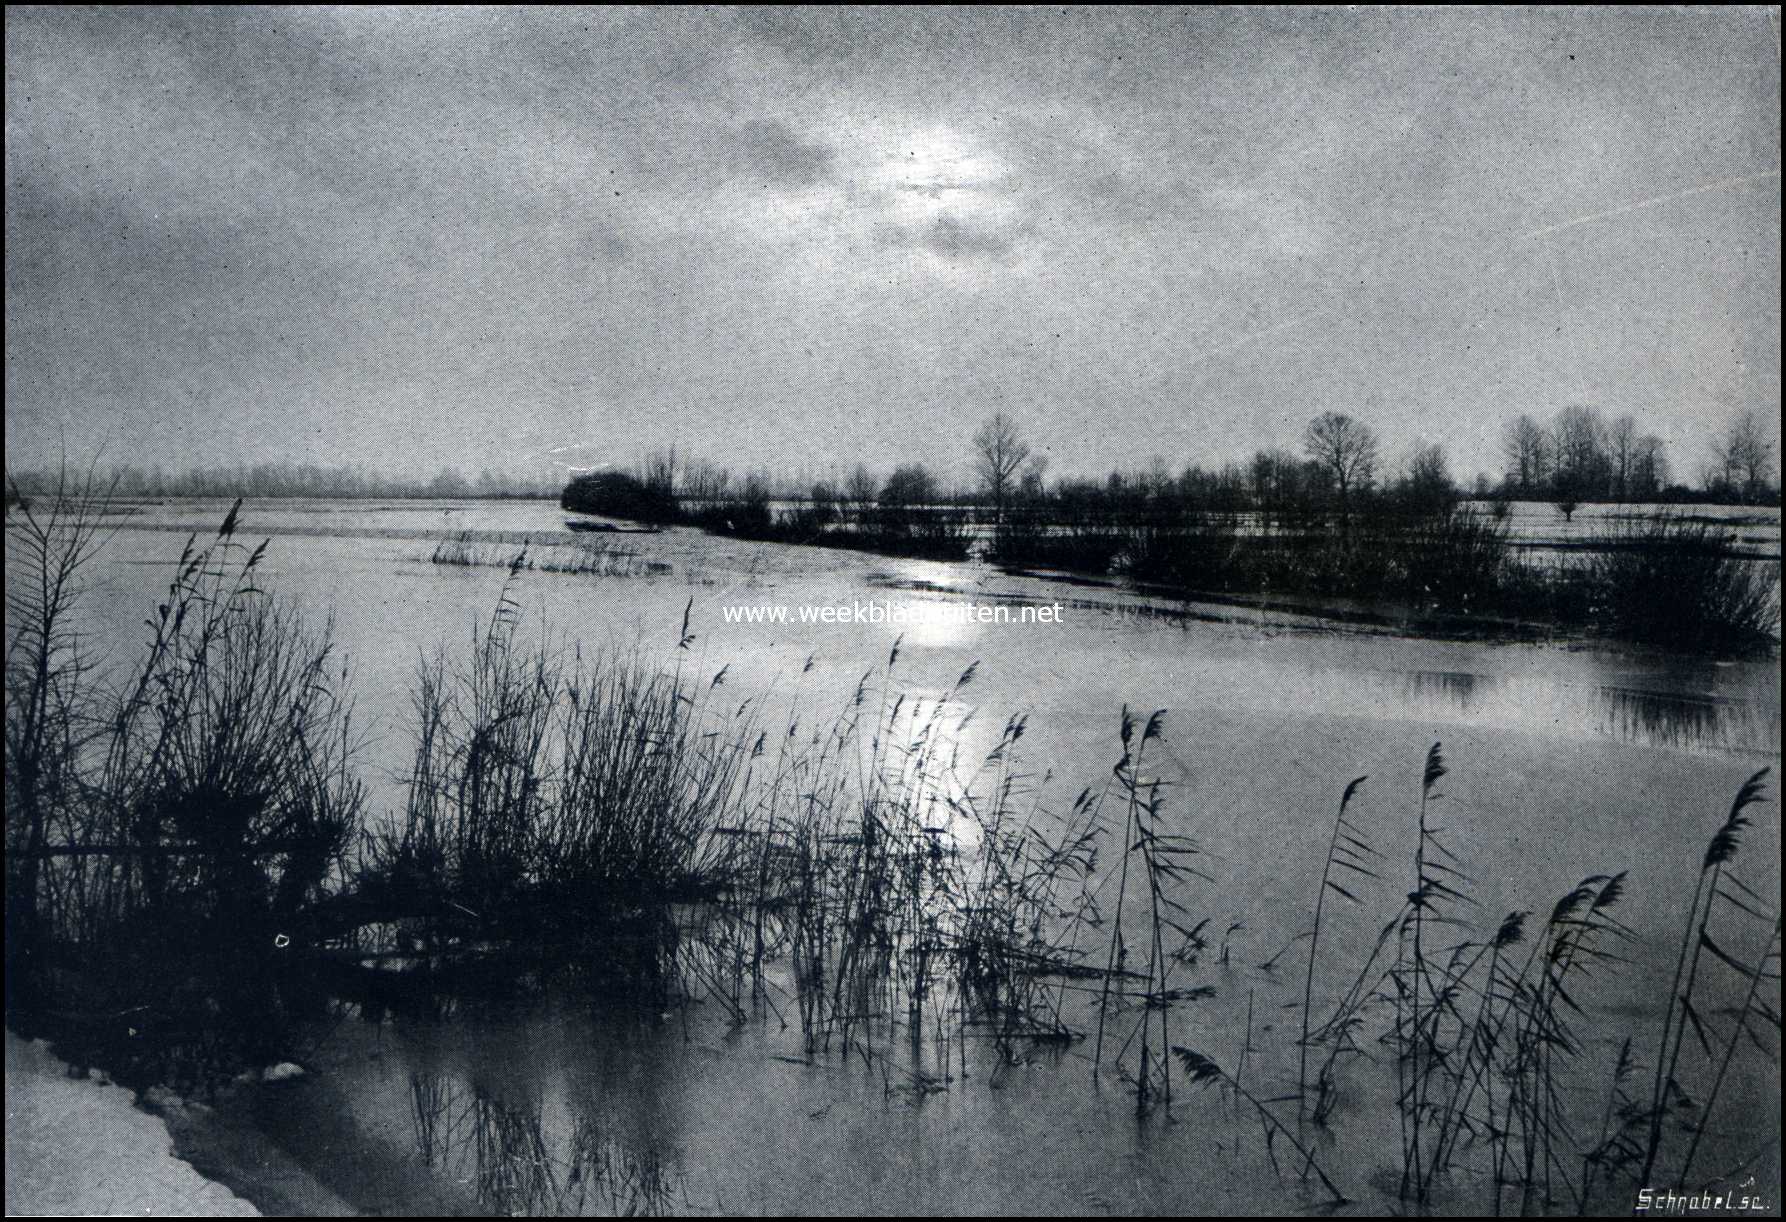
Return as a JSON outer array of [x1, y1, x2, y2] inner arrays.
[[1594, 686, 1777, 754], [407, 1071, 687, 1217], [1379, 669, 1778, 756], [1398, 669, 1484, 713]]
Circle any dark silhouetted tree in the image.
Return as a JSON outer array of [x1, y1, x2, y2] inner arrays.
[[1303, 411, 1379, 533], [973, 412, 1031, 524]]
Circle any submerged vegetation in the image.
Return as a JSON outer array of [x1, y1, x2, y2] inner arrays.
[[429, 530, 670, 578], [5, 487, 1780, 1216]]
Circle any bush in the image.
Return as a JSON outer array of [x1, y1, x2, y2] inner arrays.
[[561, 471, 680, 525], [1578, 515, 1780, 651], [1122, 512, 1246, 589], [986, 510, 1123, 573]]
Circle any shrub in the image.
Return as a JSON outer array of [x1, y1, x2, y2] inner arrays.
[[561, 470, 680, 525], [1579, 515, 1780, 651]]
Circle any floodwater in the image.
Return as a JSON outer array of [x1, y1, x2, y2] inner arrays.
[[33, 497, 1786, 1215]]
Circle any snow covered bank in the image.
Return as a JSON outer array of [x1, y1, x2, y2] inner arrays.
[[4, 1031, 259, 1216]]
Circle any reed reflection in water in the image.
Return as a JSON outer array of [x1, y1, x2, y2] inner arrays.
[[1378, 668, 1776, 756], [408, 1071, 688, 1217], [1593, 685, 1779, 754]]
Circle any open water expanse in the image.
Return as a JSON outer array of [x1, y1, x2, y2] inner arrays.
[[35, 496, 1784, 1216]]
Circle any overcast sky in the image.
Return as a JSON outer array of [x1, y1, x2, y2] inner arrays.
[[6, 6, 1780, 487]]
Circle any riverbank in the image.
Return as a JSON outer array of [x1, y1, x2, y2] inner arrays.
[[4, 1031, 257, 1216], [4, 1028, 369, 1217]]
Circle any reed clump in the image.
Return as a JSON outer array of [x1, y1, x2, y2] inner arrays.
[[6, 490, 365, 1088], [689, 644, 1115, 1063], [356, 590, 756, 948], [1574, 515, 1780, 652], [430, 531, 666, 577], [1293, 743, 1777, 1215]]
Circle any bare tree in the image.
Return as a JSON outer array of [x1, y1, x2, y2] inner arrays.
[[1607, 414, 1638, 502], [843, 463, 877, 525], [640, 447, 677, 499], [1632, 434, 1669, 497], [1501, 414, 1552, 496], [972, 412, 1031, 523], [1715, 410, 1776, 502], [1401, 442, 1454, 513], [682, 459, 731, 502], [881, 464, 936, 506], [1550, 405, 1609, 499], [1303, 411, 1379, 530]]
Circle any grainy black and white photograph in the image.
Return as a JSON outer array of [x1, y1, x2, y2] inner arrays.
[[5, 6, 1781, 1217]]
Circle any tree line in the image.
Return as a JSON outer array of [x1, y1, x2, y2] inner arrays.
[[7, 461, 563, 501], [7, 405, 1775, 514], [1501, 406, 1776, 507], [649, 403, 1777, 527]]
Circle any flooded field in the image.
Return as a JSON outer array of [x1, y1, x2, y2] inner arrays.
[[32, 498, 1786, 1215]]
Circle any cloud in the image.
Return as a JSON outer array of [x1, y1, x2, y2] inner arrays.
[[727, 119, 837, 187], [878, 212, 1022, 259], [896, 181, 977, 200]]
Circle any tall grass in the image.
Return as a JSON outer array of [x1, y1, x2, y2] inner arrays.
[[6, 494, 365, 1084], [1577, 515, 1780, 651], [359, 587, 756, 941], [6, 460, 118, 1011], [1299, 774, 1372, 1118], [1640, 767, 1774, 1184], [1091, 707, 1210, 1112], [430, 530, 666, 577], [1291, 743, 1776, 1213]]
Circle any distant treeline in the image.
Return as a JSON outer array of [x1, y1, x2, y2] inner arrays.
[[1498, 405, 1779, 508], [8, 402, 1775, 512], [584, 404, 1779, 533], [6, 461, 561, 501]]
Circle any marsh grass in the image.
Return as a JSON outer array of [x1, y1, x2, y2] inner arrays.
[[1292, 744, 1775, 1214], [701, 645, 1115, 1065], [1576, 515, 1780, 651], [430, 531, 668, 578], [357, 586, 755, 958], [1090, 707, 1212, 1112], [1641, 767, 1776, 1186], [6, 493, 365, 1087], [6, 460, 119, 1012], [1173, 1046, 1348, 1205], [349, 606, 1117, 1069], [1299, 774, 1373, 1119]]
